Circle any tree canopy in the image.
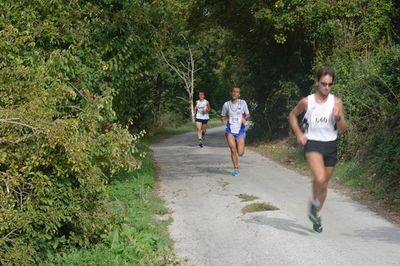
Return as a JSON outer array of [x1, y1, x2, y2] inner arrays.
[[1, 0, 400, 263]]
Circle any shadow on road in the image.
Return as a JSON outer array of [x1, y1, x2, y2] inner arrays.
[[195, 165, 232, 175], [242, 215, 313, 236], [200, 133, 227, 148], [342, 226, 400, 245]]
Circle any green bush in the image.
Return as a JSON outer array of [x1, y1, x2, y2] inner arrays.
[[0, 19, 142, 266], [0, 0, 193, 262], [325, 45, 400, 200]]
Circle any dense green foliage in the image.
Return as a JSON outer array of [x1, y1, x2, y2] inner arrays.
[[0, 0, 227, 263], [0, 1, 146, 264], [189, 0, 400, 202], [48, 145, 177, 266], [1, 0, 400, 264], [331, 46, 400, 201]]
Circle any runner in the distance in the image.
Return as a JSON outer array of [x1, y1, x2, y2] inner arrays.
[[221, 86, 250, 176], [195, 91, 211, 148], [288, 67, 347, 233]]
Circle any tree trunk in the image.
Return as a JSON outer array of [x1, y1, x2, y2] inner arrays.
[[161, 35, 198, 122], [190, 88, 195, 122]]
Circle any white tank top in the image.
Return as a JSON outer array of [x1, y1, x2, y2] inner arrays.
[[196, 100, 209, 120], [304, 93, 337, 141], [228, 100, 244, 134]]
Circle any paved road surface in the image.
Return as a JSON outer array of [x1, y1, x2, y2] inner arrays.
[[153, 126, 400, 266]]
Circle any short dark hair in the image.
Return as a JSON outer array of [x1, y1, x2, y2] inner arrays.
[[231, 86, 240, 92], [316, 67, 335, 82], [199, 91, 205, 94]]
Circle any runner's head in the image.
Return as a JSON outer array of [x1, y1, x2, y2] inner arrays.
[[199, 91, 205, 100], [230, 86, 240, 101], [315, 67, 335, 97]]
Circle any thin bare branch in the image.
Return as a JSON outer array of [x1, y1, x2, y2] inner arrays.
[[179, 61, 192, 72], [163, 34, 197, 122], [160, 51, 187, 81], [0, 119, 38, 131], [2, 229, 17, 243], [3, 180, 10, 194], [193, 67, 202, 73], [68, 83, 89, 101], [59, 105, 86, 112], [0, 138, 15, 145], [176, 96, 190, 103]]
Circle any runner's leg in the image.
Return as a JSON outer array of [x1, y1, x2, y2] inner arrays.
[[196, 121, 203, 140], [226, 133, 239, 169], [201, 122, 208, 138], [323, 166, 335, 203], [305, 151, 327, 232], [306, 152, 329, 211], [236, 137, 245, 157], [196, 121, 204, 147]]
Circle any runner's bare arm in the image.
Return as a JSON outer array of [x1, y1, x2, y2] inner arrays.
[[334, 97, 347, 133], [207, 101, 211, 112], [221, 103, 227, 123], [243, 113, 250, 122], [221, 115, 227, 124], [289, 97, 308, 145]]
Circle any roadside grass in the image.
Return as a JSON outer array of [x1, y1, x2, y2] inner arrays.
[[252, 139, 308, 171], [47, 152, 178, 266], [252, 138, 373, 192], [251, 137, 400, 223], [144, 118, 221, 144], [241, 202, 279, 214], [236, 193, 259, 202], [331, 162, 371, 189], [45, 120, 213, 265]]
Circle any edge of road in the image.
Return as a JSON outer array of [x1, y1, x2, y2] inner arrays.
[[249, 142, 400, 226]]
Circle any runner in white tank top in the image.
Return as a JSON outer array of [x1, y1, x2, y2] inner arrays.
[[220, 86, 250, 176], [304, 93, 337, 142], [195, 91, 211, 148], [289, 67, 347, 233]]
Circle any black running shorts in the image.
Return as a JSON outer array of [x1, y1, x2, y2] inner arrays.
[[195, 119, 209, 124], [304, 140, 337, 167]]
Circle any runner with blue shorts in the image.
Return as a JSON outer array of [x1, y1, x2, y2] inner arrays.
[[221, 86, 250, 176]]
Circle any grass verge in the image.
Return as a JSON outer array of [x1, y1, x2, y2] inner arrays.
[[251, 138, 400, 224], [46, 151, 177, 266], [241, 202, 279, 214], [252, 139, 308, 172], [45, 120, 212, 265], [144, 118, 221, 144]]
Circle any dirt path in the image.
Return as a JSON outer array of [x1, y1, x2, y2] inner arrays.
[[153, 126, 400, 266]]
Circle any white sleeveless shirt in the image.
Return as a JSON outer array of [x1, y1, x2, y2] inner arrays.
[[221, 99, 250, 134], [304, 93, 337, 142], [196, 99, 209, 120]]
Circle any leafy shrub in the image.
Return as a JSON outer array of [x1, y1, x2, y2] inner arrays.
[[325, 45, 400, 200], [0, 23, 142, 265]]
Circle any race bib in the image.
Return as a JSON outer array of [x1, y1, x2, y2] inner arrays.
[[310, 113, 330, 129], [229, 110, 242, 134], [197, 102, 207, 114]]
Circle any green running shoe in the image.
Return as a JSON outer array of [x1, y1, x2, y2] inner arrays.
[[312, 218, 323, 233], [308, 201, 319, 223], [308, 201, 323, 233]]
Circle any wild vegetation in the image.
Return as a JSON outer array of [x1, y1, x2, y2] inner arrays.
[[1, 0, 399, 264], [190, 0, 400, 206]]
